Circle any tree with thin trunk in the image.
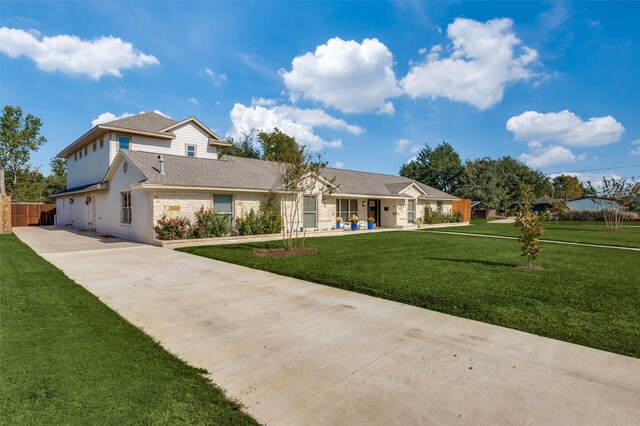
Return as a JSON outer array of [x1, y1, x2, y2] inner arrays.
[[514, 185, 545, 267], [259, 129, 334, 251], [0, 106, 47, 193], [586, 177, 637, 232]]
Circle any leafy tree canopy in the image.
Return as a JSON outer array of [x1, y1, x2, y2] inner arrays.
[[552, 174, 585, 199], [399, 142, 464, 194], [223, 129, 261, 159]]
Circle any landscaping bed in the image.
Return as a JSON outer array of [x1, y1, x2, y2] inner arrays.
[[0, 234, 257, 425], [180, 231, 640, 358]]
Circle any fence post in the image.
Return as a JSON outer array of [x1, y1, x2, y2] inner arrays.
[[0, 195, 11, 234]]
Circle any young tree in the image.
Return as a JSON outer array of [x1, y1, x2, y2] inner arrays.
[[514, 185, 545, 267], [0, 106, 47, 192], [399, 141, 464, 194], [258, 129, 333, 251], [222, 129, 261, 159], [552, 174, 585, 199], [586, 177, 637, 232]]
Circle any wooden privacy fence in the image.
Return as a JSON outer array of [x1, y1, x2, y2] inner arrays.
[[452, 199, 472, 222], [11, 203, 56, 227]]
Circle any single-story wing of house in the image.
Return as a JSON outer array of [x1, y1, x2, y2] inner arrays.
[[53, 111, 460, 244]]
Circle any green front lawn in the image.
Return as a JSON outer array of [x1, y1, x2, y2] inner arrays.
[[426, 219, 640, 248], [0, 234, 257, 425], [180, 232, 640, 358]]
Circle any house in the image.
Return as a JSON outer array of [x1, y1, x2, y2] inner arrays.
[[53, 112, 460, 244], [470, 201, 497, 219]]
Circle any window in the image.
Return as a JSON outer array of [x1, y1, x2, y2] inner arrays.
[[121, 192, 132, 223], [118, 135, 130, 150], [336, 198, 358, 222], [186, 144, 197, 157], [407, 199, 416, 224], [93, 142, 97, 152], [84, 146, 88, 156], [303, 195, 317, 229], [213, 194, 233, 225], [74, 152, 77, 161], [99, 139, 104, 149], [79, 150, 82, 159], [436, 201, 443, 213]]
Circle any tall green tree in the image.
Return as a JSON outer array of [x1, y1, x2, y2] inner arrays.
[[399, 142, 464, 193], [457, 156, 552, 211], [552, 174, 585, 199], [223, 129, 261, 159], [259, 128, 304, 164], [44, 157, 67, 203], [0, 106, 47, 192]]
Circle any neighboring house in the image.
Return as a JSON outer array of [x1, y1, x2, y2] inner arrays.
[[54, 112, 459, 243], [510, 197, 621, 215], [471, 201, 497, 219]]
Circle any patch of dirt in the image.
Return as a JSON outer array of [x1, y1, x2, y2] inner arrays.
[[253, 248, 318, 257], [517, 264, 544, 270]]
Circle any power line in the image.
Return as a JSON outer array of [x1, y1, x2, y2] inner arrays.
[[546, 164, 640, 175]]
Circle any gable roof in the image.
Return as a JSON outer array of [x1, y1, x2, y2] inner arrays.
[[116, 150, 458, 199], [57, 111, 228, 158]]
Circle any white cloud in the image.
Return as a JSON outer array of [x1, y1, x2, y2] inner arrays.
[[506, 110, 625, 147], [201, 67, 227, 85], [401, 18, 539, 110], [630, 139, 640, 155], [228, 103, 363, 151], [394, 138, 420, 154], [251, 97, 277, 107], [333, 161, 345, 169], [519, 145, 576, 168], [91, 112, 133, 127], [151, 110, 170, 118], [0, 27, 158, 79], [188, 97, 198, 105], [281, 37, 402, 114]]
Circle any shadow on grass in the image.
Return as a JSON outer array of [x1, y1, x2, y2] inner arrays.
[[420, 256, 517, 269]]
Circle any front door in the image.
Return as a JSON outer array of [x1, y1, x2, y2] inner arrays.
[[367, 199, 381, 227]]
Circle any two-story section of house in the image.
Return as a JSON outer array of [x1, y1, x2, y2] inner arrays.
[[54, 111, 460, 244], [54, 112, 231, 241]]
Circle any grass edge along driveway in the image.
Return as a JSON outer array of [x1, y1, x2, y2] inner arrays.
[[180, 231, 640, 359], [0, 234, 257, 425]]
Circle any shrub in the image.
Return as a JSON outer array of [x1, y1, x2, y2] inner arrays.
[[154, 215, 191, 240], [192, 206, 231, 238], [234, 198, 282, 236], [422, 206, 464, 224]]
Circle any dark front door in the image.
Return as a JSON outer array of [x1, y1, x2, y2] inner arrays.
[[367, 199, 381, 227]]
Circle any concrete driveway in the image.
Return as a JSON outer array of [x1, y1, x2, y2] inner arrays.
[[14, 227, 640, 425]]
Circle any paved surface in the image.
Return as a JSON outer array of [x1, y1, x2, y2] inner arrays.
[[14, 227, 640, 425], [424, 230, 640, 251], [487, 217, 517, 224]]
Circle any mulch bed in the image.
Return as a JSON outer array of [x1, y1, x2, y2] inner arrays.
[[253, 248, 318, 257]]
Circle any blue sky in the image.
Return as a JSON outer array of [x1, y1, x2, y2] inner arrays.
[[1, 1, 639, 182]]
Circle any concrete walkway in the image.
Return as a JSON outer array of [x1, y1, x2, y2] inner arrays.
[[13, 227, 640, 425]]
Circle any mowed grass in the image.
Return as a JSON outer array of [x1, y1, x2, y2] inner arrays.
[[0, 234, 257, 425], [427, 219, 640, 248], [180, 231, 640, 358]]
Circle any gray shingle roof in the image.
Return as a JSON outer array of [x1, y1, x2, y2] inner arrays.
[[102, 112, 176, 133], [120, 150, 458, 199]]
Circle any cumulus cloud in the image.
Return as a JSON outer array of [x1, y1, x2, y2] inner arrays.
[[91, 112, 134, 127], [506, 110, 625, 147], [401, 18, 539, 110], [333, 161, 345, 169], [0, 27, 158, 79], [630, 139, 640, 155], [281, 37, 402, 114], [519, 145, 576, 168], [394, 138, 420, 154], [228, 103, 363, 151]]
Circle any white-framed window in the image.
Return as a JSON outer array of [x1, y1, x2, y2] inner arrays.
[[408, 199, 416, 224], [74, 152, 77, 161], [93, 142, 97, 152], [303, 195, 317, 229], [121, 192, 132, 223], [79, 150, 82, 159], [186, 144, 197, 158], [437, 201, 443, 213], [213, 194, 233, 225], [99, 139, 104, 149], [84, 146, 88, 156], [118, 135, 130, 151], [336, 198, 358, 222]]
